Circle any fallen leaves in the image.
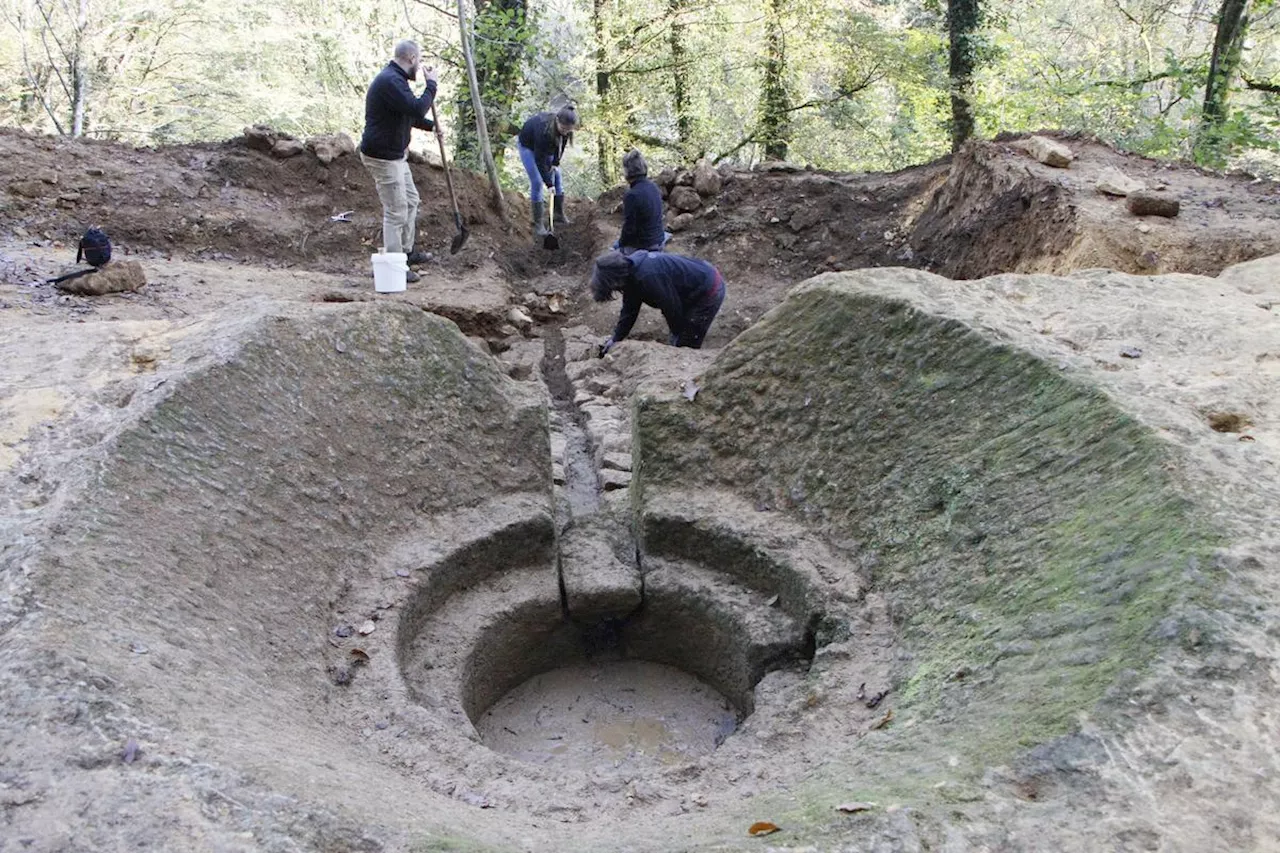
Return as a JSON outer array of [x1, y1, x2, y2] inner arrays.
[[870, 709, 894, 730], [748, 821, 780, 837]]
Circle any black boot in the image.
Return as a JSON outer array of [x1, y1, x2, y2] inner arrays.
[[532, 199, 549, 243], [554, 194, 571, 225]]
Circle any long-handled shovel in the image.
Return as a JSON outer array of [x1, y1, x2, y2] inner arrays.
[[543, 192, 560, 251], [430, 103, 469, 254]]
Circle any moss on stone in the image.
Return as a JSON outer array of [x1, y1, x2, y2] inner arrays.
[[634, 277, 1218, 779]]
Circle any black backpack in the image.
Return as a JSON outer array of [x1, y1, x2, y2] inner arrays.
[[77, 227, 112, 267]]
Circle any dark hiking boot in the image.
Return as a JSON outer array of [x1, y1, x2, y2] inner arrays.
[[406, 250, 430, 266], [553, 194, 571, 225], [406, 268, 421, 284], [532, 199, 549, 243]]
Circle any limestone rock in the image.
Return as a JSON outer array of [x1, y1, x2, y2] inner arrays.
[[242, 124, 279, 153], [654, 167, 677, 191], [668, 213, 697, 232], [271, 138, 305, 159], [307, 133, 356, 165], [1127, 191, 1180, 218], [1023, 136, 1074, 168], [789, 205, 823, 232], [8, 180, 45, 198], [1096, 167, 1144, 197], [693, 159, 722, 197], [55, 260, 147, 296], [669, 186, 702, 213]]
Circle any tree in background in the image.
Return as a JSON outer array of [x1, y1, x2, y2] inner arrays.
[[947, 0, 982, 151], [1196, 0, 1257, 165], [759, 0, 791, 159], [451, 0, 531, 169]]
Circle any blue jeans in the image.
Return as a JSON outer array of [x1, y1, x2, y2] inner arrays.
[[518, 144, 561, 202]]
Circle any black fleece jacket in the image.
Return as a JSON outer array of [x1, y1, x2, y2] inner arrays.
[[611, 252, 719, 342], [619, 177, 665, 250], [359, 62, 436, 161]]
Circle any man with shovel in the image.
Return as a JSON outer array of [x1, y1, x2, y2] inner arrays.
[[359, 40, 442, 284]]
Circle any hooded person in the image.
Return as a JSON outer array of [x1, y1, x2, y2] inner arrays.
[[359, 39, 442, 284], [517, 104, 578, 242], [591, 249, 726, 355], [613, 149, 670, 254]]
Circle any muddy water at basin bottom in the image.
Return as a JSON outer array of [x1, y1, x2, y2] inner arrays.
[[475, 660, 739, 770]]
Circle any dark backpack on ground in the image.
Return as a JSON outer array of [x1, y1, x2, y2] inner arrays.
[[77, 227, 112, 267], [48, 227, 113, 286]]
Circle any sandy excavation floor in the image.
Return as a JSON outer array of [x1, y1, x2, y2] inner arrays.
[[1, 129, 1280, 852]]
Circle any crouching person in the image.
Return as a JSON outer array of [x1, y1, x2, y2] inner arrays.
[[614, 149, 670, 254], [591, 250, 726, 356]]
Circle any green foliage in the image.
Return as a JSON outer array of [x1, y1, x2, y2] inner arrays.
[[0, 0, 1277, 180]]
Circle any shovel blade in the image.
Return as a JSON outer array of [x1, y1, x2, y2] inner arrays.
[[543, 233, 560, 251], [450, 226, 469, 255]]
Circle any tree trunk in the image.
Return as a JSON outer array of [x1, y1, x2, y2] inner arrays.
[[593, 0, 612, 184], [1196, 0, 1251, 165], [669, 0, 692, 148], [758, 0, 789, 161], [70, 0, 88, 136], [457, 0, 508, 222], [948, 0, 982, 152], [455, 0, 527, 170]]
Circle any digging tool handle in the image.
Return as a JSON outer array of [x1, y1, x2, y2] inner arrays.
[[430, 103, 463, 220]]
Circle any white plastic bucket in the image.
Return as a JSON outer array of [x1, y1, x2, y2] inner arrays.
[[371, 251, 408, 293]]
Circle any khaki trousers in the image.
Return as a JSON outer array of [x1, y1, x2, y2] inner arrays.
[[360, 152, 419, 253]]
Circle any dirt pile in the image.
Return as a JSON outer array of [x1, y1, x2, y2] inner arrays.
[[0, 127, 547, 274], [597, 133, 1280, 297]]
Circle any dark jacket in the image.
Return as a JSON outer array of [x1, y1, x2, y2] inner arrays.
[[611, 252, 720, 342], [619, 178, 665, 250], [517, 112, 566, 186], [359, 62, 437, 161]]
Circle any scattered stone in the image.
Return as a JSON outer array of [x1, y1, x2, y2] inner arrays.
[[1135, 223, 1152, 234], [506, 306, 534, 328], [121, 738, 140, 764], [668, 213, 697, 232], [306, 132, 356, 165], [37, 170, 59, 185], [669, 186, 702, 213], [789, 206, 823, 232], [836, 802, 875, 813], [1136, 250, 1160, 270], [602, 452, 632, 472], [242, 124, 279, 153], [333, 624, 355, 638], [1022, 135, 1074, 168], [654, 168, 677, 191], [55, 260, 147, 296], [693, 159, 722, 197], [130, 642, 149, 654], [358, 620, 377, 636], [675, 169, 695, 186], [272, 138, 305, 159], [1096, 167, 1144, 196], [1127, 191, 1180, 218], [395, 568, 411, 578], [86, 167, 106, 177], [56, 192, 81, 208], [8, 180, 45, 198], [327, 664, 353, 685], [600, 469, 632, 491]]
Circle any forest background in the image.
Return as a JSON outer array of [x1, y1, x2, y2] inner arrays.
[[1, 0, 1277, 196]]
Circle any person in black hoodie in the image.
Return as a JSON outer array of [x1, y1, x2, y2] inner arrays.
[[614, 149, 669, 254], [517, 105, 578, 241], [590, 249, 726, 354], [359, 40, 440, 282]]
